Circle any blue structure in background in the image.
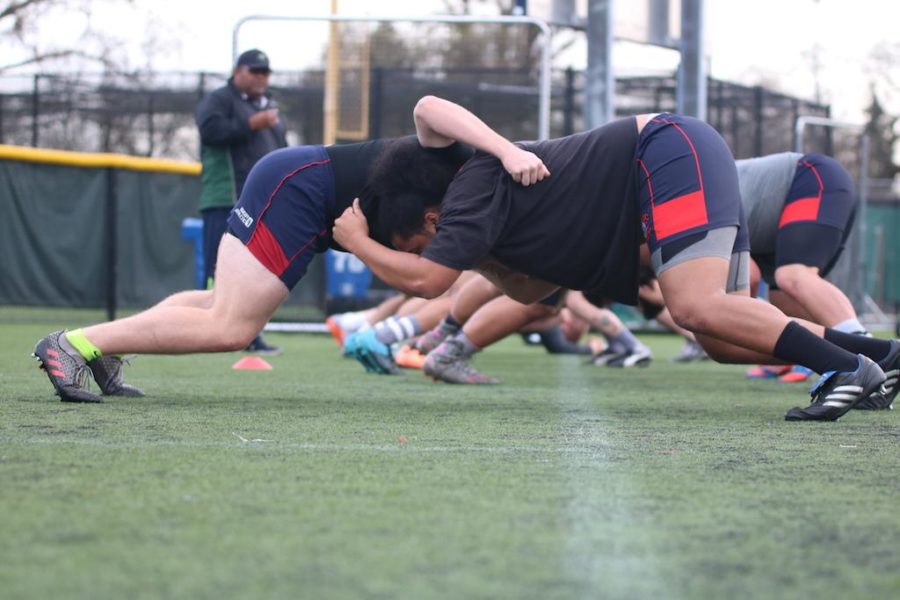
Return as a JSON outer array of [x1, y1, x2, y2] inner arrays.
[[180, 217, 205, 290], [324, 249, 372, 299]]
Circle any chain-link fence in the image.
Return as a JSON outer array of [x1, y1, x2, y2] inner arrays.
[[1, 69, 834, 159]]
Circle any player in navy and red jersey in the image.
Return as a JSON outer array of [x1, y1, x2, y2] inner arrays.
[[334, 95, 899, 421], [32, 136, 525, 403]]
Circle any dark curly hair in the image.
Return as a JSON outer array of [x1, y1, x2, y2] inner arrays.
[[360, 137, 463, 247]]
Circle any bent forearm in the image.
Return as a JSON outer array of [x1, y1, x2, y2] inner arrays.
[[414, 95, 518, 157], [346, 237, 458, 299]]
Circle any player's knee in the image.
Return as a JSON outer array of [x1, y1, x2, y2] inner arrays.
[[666, 302, 710, 334], [774, 264, 817, 295], [211, 324, 260, 352]]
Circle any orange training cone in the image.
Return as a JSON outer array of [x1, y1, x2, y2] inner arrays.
[[232, 356, 273, 371]]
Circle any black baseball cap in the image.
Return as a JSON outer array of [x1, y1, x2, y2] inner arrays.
[[236, 49, 271, 72]]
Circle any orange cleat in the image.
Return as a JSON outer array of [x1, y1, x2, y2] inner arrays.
[[325, 316, 346, 348], [395, 344, 426, 369]]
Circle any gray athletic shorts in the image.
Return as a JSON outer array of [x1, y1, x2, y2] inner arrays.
[[650, 226, 750, 293]]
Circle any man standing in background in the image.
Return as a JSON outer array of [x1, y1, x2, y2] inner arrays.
[[195, 48, 287, 354]]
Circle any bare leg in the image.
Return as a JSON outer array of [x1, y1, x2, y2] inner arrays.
[[397, 297, 427, 317], [464, 296, 555, 348], [450, 274, 504, 324], [773, 264, 857, 327], [768, 289, 816, 322], [366, 293, 408, 323], [658, 256, 828, 364], [653, 307, 695, 341], [564, 291, 626, 338], [155, 289, 214, 309], [79, 234, 289, 355], [411, 296, 455, 331]]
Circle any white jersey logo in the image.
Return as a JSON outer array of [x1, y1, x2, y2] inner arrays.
[[235, 207, 254, 228]]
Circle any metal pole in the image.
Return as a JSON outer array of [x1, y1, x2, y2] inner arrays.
[[677, 0, 706, 119], [105, 168, 119, 321], [233, 13, 552, 139], [585, 0, 614, 127], [31, 74, 40, 147]]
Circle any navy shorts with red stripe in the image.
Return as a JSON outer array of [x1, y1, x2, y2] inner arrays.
[[635, 113, 748, 255], [756, 153, 856, 287], [779, 153, 855, 231], [226, 145, 335, 290]]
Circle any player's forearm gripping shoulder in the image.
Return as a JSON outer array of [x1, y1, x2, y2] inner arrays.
[[413, 95, 550, 187]]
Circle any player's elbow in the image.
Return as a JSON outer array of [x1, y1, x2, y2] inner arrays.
[[407, 268, 457, 299], [413, 95, 441, 121], [408, 277, 450, 300]]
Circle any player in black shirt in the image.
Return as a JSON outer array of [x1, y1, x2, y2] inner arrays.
[[334, 95, 897, 421]]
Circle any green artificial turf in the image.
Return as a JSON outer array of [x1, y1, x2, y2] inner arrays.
[[1, 322, 898, 599]]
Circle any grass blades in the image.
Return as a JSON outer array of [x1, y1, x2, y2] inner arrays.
[[2, 322, 899, 599]]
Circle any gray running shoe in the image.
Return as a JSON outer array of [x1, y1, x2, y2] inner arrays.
[[785, 355, 886, 421], [88, 355, 145, 397], [33, 330, 102, 403], [673, 339, 709, 363], [423, 339, 499, 385], [607, 346, 653, 368], [855, 339, 900, 410]]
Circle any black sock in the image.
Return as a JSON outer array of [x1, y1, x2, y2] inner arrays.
[[773, 322, 859, 374], [444, 314, 462, 330], [539, 326, 591, 355], [824, 328, 891, 363]]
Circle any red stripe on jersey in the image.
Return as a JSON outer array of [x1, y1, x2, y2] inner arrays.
[[778, 197, 821, 227], [652, 189, 709, 240], [247, 221, 290, 276]]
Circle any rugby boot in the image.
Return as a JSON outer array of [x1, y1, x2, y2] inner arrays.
[[395, 344, 426, 370], [344, 329, 401, 375], [423, 339, 498, 384], [607, 346, 653, 368], [33, 330, 102, 403], [673, 339, 709, 363], [88, 355, 145, 397], [585, 346, 624, 366], [855, 339, 900, 410], [745, 364, 792, 379], [785, 355, 885, 421]]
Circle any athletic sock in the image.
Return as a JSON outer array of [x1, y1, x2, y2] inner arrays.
[[335, 311, 369, 333], [439, 315, 463, 336], [453, 332, 480, 358], [832, 318, 867, 335], [773, 322, 858, 374], [609, 329, 647, 354], [824, 328, 891, 362], [538, 326, 591, 355], [63, 329, 102, 362], [374, 316, 420, 346]]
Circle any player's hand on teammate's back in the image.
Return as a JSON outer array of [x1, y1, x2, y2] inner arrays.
[[500, 147, 550, 187], [333, 198, 370, 250], [344, 329, 401, 375]]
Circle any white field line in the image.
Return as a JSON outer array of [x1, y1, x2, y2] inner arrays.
[[556, 357, 662, 598], [2, 436, 617, 454]]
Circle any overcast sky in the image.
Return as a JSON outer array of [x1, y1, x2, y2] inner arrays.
[[4, 0, 898, 122]]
